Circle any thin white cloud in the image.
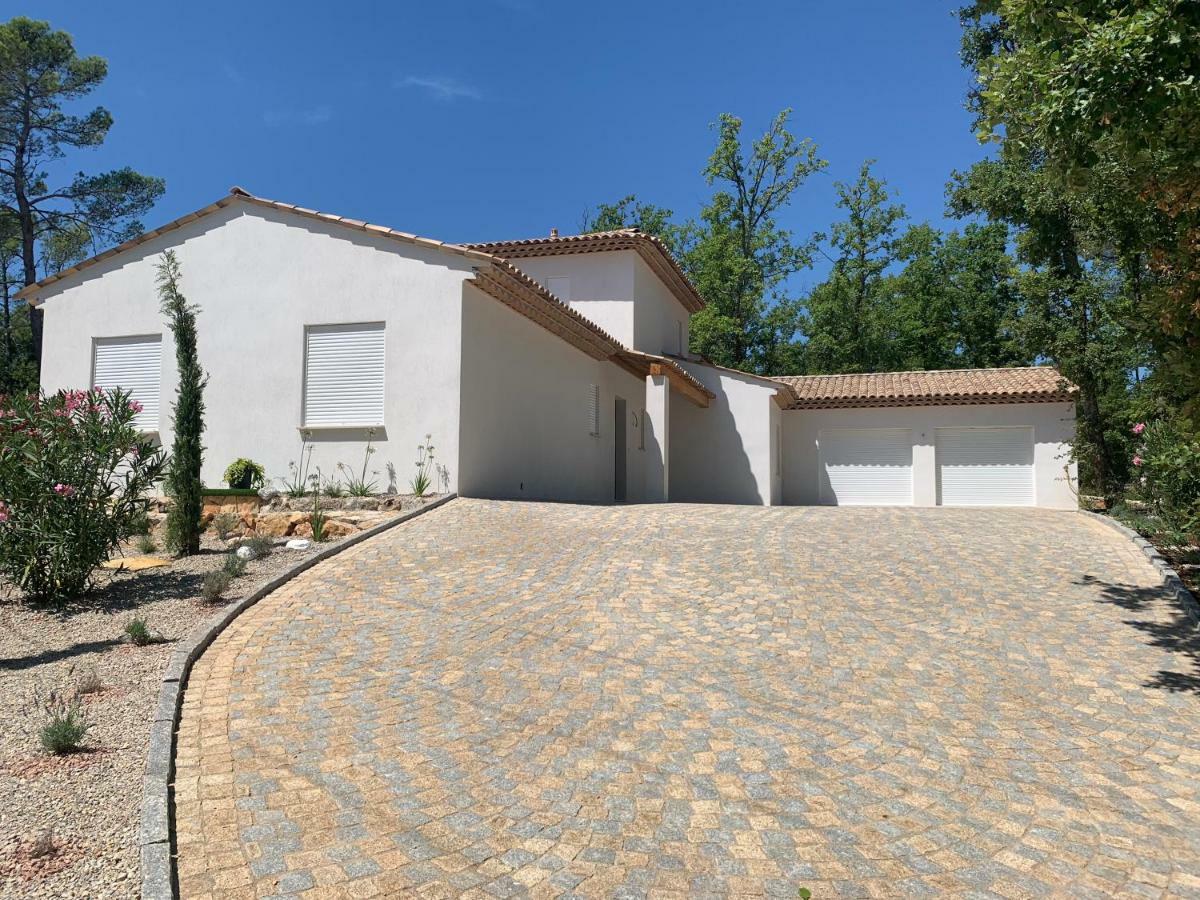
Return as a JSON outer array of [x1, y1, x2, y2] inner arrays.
[[263, 105, 334, 127], [397, 75, 482, 102]]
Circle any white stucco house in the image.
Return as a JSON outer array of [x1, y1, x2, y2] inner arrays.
[[19, 187, 1079, 509]]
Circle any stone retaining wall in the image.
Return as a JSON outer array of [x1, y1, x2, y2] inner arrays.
[[149, 493, 443, 540]]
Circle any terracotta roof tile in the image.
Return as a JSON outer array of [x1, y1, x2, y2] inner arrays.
[[771, 367, 1076, 409], [467, 229, 706, 314]]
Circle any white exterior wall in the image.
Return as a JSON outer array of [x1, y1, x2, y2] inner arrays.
[[38, 201, 469, 492], [632, 255, 690, 356], [511, 250, 690, 357], [509, 252, 637, 348], [458, 284, 647, 504], [769, 400, 783, 506], [669, 362, 780, 505], [782, 402, 1078, 509]]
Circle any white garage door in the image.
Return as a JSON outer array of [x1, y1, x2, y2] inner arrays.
[[937, 426, 1034, 506], [819, 428, 913, 506]]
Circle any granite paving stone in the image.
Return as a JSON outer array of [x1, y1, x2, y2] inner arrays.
[[174, 500, 1200, 898]]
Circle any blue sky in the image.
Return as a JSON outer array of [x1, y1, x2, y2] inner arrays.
[[30, 0, 989, 290]]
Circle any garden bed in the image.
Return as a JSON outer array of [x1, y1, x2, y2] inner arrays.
[[1110, 504, 1200, 597], [0, 520, 406, 898]]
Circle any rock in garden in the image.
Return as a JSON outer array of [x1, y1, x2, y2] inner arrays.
[[285, 538, 311, 551], [235, 546, 256, 561]]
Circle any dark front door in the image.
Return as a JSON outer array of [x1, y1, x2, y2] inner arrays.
[[614, 396, 627, 503]]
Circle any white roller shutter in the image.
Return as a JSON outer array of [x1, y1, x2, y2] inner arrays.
[[303, 323, 386, 427], [92, 335, 162, 432], [937, 426, 1034, 506], [819, 428, 913, 506]]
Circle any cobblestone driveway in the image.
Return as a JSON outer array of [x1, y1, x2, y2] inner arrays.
[[175, 500, 1200, 898]]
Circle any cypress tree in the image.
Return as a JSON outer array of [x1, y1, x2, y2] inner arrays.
[[157, 250, 206, 555]]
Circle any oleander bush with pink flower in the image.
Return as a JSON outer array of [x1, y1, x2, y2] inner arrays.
[[1129, 419, 1200, 543], [0, 388, 167, 603]]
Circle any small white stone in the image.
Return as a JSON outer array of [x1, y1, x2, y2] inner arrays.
[[258, 486, 280, 500], [235, 546, 256, 561], [285, 538, 312, 551]]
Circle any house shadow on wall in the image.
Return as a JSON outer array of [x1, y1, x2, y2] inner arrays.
[[668, 376, 761, 504], [305, 427, 398, 492], [1081, 574, 1200, 695]]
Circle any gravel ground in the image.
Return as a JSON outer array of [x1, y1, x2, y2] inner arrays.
[[0, 526, 393, 899]]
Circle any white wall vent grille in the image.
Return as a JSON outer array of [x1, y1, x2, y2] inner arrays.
[[588, 384, 600, 436]]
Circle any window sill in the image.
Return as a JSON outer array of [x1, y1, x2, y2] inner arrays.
[[299, 424, 385, 433]]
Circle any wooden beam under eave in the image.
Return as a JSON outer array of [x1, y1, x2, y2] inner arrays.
[[649, 363, 710, 408]]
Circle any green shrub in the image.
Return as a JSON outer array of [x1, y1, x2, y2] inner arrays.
[[1130, 419, 1200, 541], [36, 691, 91, 755], [283, 433, 314, 498], [307, 473, 329, 542], [338, 428, 379, 496], [74, 667, 103, 697], [222, 458, 265, 490], [241, 534, 273, 558], [135, 534, 159, 555], [124, 618, 155, 646], [210, 511, 239, 541], [411, 435, 435, 498], [221, 551, 247, 578], [201, 570, 233, 602], [0, 388, 167, 603], [159, 251, 206, 556], [129, 508, 151, 536]]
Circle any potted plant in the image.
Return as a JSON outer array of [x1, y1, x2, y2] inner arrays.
[[222, 458, 266, 490]]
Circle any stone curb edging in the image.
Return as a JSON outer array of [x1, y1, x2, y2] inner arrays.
[[139, 493, 457, 900], [1082, 510, 1200, 629]]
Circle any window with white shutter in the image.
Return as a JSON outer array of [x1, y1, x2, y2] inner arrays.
[[587, 384, 600, 436], [303, 323, 386, 427], [92, 335, 162, 432]]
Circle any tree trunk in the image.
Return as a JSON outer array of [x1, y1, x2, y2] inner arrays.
[[14, 191, 42, 372], [13, 105, 43, 376], [1060, 236, 1111, 493], [1, 285, 11, 392]]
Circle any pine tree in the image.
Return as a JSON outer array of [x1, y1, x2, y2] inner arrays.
[[157, 251, 205, 555]]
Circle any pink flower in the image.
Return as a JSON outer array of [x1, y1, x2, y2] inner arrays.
[[0, 501, 9, 523], [1132, 422, 1146, 435], [53, 483, 75, 497], [129, 400, 144, 414], [62, 389, 89, 413], [1132, 455, 1144, 467]]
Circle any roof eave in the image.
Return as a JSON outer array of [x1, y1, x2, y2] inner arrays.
[[16, 187, 497, 306], [784, 391, 1078, 411], [467, 233, 706, 314]]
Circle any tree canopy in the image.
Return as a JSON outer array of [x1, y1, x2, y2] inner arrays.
[[0, 16, 164, 387], [959, 0, 1200, 424], [585, 110, 824, 373]]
